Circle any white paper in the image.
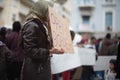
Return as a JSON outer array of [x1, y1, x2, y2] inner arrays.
[[94, 56, 116, 71], [78, 48, 96, 66], [51, 47, 96, 74]]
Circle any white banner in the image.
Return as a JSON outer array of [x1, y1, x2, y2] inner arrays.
[[51, 47, 96, 74], [94, 56, 116, 71], [78, 48, 96, 66]]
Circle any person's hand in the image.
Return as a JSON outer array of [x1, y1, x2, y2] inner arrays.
[[77, 44, 83, 48], [49, 48, 64, 54]]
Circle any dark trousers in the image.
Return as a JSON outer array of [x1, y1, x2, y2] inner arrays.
[[116, 42, 120, 79], [80, 66, 94, 80], [7, 61, 23, 80], [0, 72, 7, 80], [0, 64, 7, 80]]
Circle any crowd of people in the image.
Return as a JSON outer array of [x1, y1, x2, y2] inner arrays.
[[77, 33, 120, 80], [0, 21, 24, 80], [0, 0, 120, 80], [51, 33, 120, 80], [6, 21, 24, 80]]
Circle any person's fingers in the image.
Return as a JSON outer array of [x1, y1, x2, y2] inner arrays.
[[50, 48, 64, 54], [61, 48, 64, 52]]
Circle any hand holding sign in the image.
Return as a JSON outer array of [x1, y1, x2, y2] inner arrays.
[[50, 48, 64, 54]]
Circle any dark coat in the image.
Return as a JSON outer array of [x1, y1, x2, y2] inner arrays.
[[0, 41, 12, 80], [116, 42, 120, 79], [99, 39, 112, 55], [21, 19, 51, 80], [6, 32, 24, 62], [107, 44, 118, 56]]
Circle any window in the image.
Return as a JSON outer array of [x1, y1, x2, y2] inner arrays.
[[105, 12, 112, 28], [84, 0, 90, 4], [0, 10, 2, 19], [0, 0, 3, 3], [105, 0, 114, 4], [82, 16, 90, 24], [106, 0, 113, 3], [0, 0, 3, 8], [12, 14, 16, 21]]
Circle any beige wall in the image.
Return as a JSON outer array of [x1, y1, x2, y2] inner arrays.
[[0, 0, 31, 28]]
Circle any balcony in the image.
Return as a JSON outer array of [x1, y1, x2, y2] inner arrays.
[[102, 0, 116, 7], [77, 24, 93, 33], [79, 0, 95, 10]]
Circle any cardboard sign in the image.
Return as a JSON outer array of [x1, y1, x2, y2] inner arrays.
[[48, 7, 74, 53]]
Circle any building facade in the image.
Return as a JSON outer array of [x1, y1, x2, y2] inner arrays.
[[0, 0, 33, 28], [70, 0, 120, 37]]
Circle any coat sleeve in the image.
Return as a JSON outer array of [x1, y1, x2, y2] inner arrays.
[[22, 22, 49, 61]]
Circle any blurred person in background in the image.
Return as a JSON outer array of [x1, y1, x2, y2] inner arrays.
[[6, 29, 12, 37], [80, 36, 97, 80], [6, 21, 24, 80], [105, 59, 116, 80], [84, 36, 97, 49], [0, 27, 7, 43], [99, 33, 112, 56], [116, 37, 120, 80], [77, 38, 88, 48], [107, 39, 118, 56], [0, 27, 12, 80], [96, 38, 103, 54], [19, 0, 64, 80], [74, 35, 90, 80]]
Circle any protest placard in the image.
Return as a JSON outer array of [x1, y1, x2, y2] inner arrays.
[[48, 7, 74, 53]]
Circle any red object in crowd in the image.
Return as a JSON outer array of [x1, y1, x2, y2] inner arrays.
[[62, 70, 71, 80]]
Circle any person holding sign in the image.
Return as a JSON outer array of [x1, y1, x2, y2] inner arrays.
[[19, 1, 64, 80]]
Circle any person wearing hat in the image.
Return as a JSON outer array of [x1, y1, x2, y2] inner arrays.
[[19, 0, 64, 80]]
